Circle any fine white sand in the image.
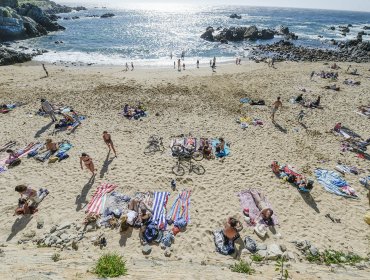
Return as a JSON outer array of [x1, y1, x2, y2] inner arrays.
[[0, 61, 369, 279]]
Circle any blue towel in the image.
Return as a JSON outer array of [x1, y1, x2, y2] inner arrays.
[[211, 139, 230, 158], [315, 168, 356, 198], [240, 98, 250, 104]]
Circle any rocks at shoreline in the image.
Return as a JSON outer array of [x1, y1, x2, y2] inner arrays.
[[0, 44, 46, 65], [200, 25, 298, 43], [229, 13, 241, 19], [249, 39, 370, 63], [100, 13, 115, 18]]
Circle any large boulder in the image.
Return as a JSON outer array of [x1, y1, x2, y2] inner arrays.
[[0, 46, 33, 65], [229, 13, 241, 19], [22, 16, 47, 37], [0, 6, 24, 41], [0, 0, 18, 9], [200, 26, 214, 41], [17, 3, 65, 31], [259, 29, 274, 40], [244, 25, 258, 40], [278, 25, 289, 35]]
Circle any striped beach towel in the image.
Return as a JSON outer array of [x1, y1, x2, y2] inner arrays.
[[152, 191, 170, 229], [168, 190, 191, 223], [86, 183, 118, 215]]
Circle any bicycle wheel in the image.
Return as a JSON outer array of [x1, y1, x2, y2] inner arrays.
[[144, 145, 157, 155], [192, 151, 204, 161], [172, 164, 185, 176], [192, 164, 205, 175]]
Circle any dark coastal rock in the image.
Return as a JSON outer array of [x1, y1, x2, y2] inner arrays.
[[201, 25, 276, 42], [339, 26, 350, 33], [100, 13, 115, 18], [278, 25, 290, 35], [17, 3, 65, 31], [249, 39, 370, 63], [244, 25, 258, 40], [363, 26, 370, 30], [229, 13, 241, 19], [329, 26, 335, 30], [200, 26, 214, 41], [259, 29, 274, 40], [23, 16, 47, 37], [0, 46, 33, 65]]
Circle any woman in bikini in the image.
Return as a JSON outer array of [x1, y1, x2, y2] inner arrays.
[[223, 217, 243, 241], [103, 131, 117, 157], [80, 153, 96, 175]]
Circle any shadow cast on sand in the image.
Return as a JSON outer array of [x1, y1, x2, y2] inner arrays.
[[119, 227, 133, 247], [34, 121, 54, 138], [6, 215, 33, 241], [99, 151, 114, 178], [75, 174, 95, 211], [299, 192, 320, 213], [273, 122, 287, 134]]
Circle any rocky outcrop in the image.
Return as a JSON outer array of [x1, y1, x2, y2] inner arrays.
[[0, 45, 33, 65], [229, 13, 241, 19], [201, 25, 276, 42], [275, 25, 298, 40], [17, 3, 64, 31], [249, 39, 370, 63], [0, 0, 18, 9], [101, 13, 114, 18]]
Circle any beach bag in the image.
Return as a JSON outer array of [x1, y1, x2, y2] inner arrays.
[[213, 230, 234, 255], [143, 222, 159, 243], [48, 157, 59, 163], [244, 236, 257, 253]]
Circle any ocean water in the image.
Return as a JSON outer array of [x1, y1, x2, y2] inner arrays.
[[19, 3, 370, 66]]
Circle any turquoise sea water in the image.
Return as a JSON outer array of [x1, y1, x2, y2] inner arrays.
[[19, 3, 370, 66]]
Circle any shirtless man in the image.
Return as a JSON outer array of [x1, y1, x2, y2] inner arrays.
[[103, 131, 117, 157], [271, 97, 282, 123]]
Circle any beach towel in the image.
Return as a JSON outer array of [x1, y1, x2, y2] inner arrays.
[[151, 191, 170, 229], [240, 98, 251, 104], [315, 169, 358, 198], [211, 139, 230, 158], [99, 191, 131, 227], [168, 190, 191, 224], [238, 189, 278, 226], [86, 183, 118, 215]]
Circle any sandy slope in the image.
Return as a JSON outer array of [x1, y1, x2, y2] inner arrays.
[[0, 61, 369, 279]]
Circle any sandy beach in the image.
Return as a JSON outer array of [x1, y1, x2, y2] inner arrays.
[[0, 60, 370, 280]]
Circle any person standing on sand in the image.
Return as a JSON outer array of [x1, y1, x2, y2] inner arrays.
[[170, 52, 173, 59], [80, 153, 96, 176], [131, 62, 134, 71], [271, 97, 282, 123], [174, 61, 175, 69], [125, 62, 129, 71], [42, 64, 48, 77], [103, 131, 117, 157], [41, 98, 57, 122], [196, 60, 199, 68], [177, 59, 181, 71], [183, 63, 185, 70], [210, 59, 212, 67]]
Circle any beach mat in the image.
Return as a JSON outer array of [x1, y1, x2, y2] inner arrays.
[[86, 183, 118, 215], [168, 190, 191, 224]]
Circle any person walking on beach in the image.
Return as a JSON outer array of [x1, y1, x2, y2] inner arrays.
[[298, 110, 305, 123], [173, 61, 175, 69], [42, 64, 49, 77], [103, 131, 117, 157], [210, 59, 212, 67], [238, 58, 242, 65], [177, 59, 181, 71], [125, 62, 129, 71], [271, 97, 282, 123], [170, 52, 173, 59], [131, 62, 134, 71], [80, 153, 96, 176], [213, 56, 216, 67], [41, 98, 57, 122], [183, 63, 186, 71], [196, 60, 199, 68]]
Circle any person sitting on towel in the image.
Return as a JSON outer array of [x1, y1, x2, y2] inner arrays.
[[203, 140, 213, 159], [14, 199, 37, 216], [15, 185, 49, 204], [45, 139, 59, 153], [61, 112, 75, 124], [295, 93, 304, 103], [310, 96, 321, 108], [5, 149, 18, 164], [223, 217, 243, 241], [334, 123, 342, 133], [216, 138, 225, 154]]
